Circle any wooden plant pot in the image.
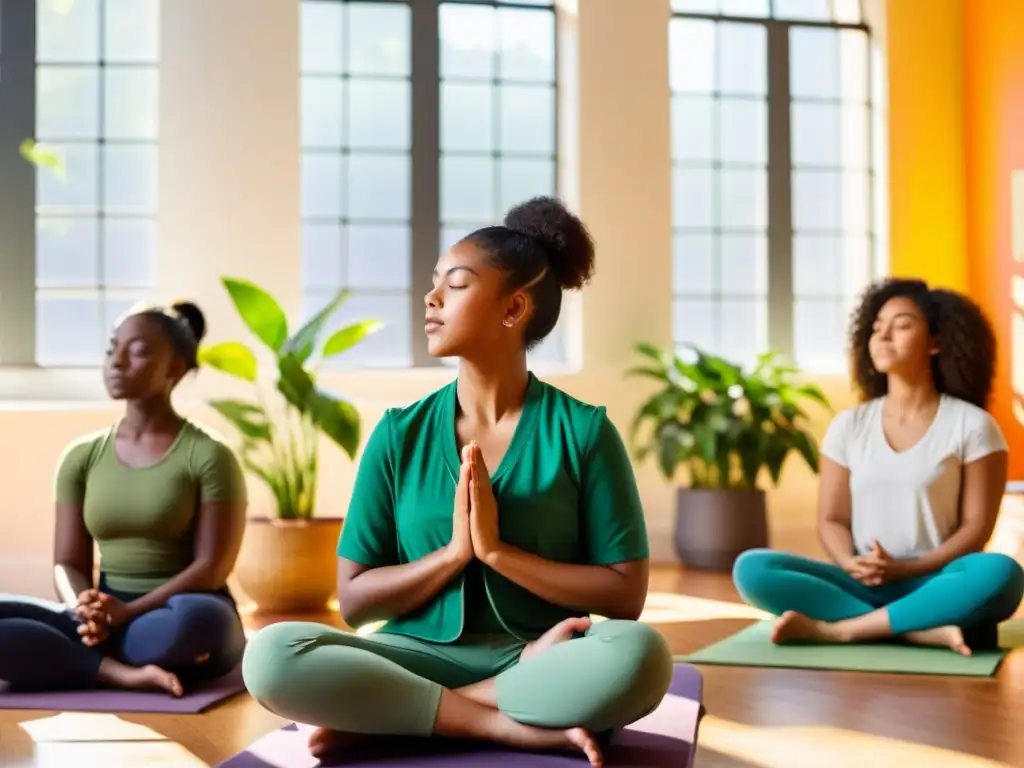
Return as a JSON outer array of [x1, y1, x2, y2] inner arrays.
[[674, 488, 768, 572], [233, 516, 343, 614]]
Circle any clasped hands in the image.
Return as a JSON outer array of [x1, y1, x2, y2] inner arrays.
[[449, 441, 502, 566], [73, 588, 132, 646], [844, 539, 908, 586]]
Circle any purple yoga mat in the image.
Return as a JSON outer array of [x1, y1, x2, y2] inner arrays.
[[0, 665, 246, 714], [217, 663, 704, 768]]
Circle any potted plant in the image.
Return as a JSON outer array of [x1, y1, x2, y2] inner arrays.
[[627, 342, 831, 572], [197, 277, 382, 613]]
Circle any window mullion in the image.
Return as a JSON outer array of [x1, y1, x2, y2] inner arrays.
[[409, 0, 441, 368], [0, 0, 39, 366], [766, 21, 794, 360]]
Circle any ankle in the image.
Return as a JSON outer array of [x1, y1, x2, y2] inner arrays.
[[824, 620, 854, 643]]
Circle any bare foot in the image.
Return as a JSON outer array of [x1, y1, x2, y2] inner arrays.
[[496, 719, 603, 766], [307, 726, 366, 759], [126, 665, 184, 696], [101, 661, 183, 696], [904, 625, 971, 656], [770, 611, 841, 644], [520, 616, 592, 663]]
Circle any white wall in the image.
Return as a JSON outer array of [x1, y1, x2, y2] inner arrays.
[[0, 0, 857, 598]]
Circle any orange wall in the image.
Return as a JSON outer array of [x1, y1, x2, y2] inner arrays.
[[963, 1, 1024, 480], [887, 0, 967, 292], [889, 1, 1024, 479]]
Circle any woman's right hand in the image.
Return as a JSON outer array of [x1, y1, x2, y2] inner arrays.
[[842, 556, 883, 586], [448, 446, 474, 564], [74, 589, 111, 646]]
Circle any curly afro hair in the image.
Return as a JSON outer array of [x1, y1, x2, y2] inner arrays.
[[849, 278, 997, 409]]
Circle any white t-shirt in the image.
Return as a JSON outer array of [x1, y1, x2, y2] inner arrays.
[[821, 395, 1008, 559]]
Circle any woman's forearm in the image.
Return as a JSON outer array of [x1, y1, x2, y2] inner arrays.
[[53, 564, 93, 610], [485, 545, 645, 620], [901, 527, 988, 579], [340, 546, 470, 627], [819, 521, 856, 568]]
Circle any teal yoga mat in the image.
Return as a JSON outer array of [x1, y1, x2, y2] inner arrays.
[[680, 620, 1012, 677]]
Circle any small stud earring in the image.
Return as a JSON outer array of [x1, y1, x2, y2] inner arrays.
[[503, 318, 514, 327]]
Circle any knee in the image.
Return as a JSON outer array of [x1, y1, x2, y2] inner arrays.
[[731, 548, 776, 597], [964, 553, 1024, 601], [166, 594, 242, 644], [241, 621, 318, 707], [597, 621, 674, 720]]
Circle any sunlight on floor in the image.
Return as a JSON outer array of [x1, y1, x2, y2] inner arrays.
[[639, 592, 770, 624], [699, 714, 1014, 768], [19, 713, 207, 767], [344, 592, 768, 636]]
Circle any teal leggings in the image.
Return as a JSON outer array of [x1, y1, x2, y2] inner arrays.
[[242, 619, 673, 736], [733, 549, 1024, 647]]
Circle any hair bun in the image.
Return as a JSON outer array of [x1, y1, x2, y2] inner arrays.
[[170, 300, 207, 343], [504, 196, 595, 291]]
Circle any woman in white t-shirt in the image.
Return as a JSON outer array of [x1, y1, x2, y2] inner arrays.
[[733, 278, 1024, 655]]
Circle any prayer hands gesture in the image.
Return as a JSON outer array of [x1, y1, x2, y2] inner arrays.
[[75, 589, 132, 646], [467, 442, 501, 563], [447, 441, 501, 565], [448, 446, 474, 564], [845, 540, 906, 586]]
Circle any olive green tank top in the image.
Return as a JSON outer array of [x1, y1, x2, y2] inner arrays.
[[54, 420, 247, 593]]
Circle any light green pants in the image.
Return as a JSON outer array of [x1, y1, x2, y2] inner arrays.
[[242, 619, 674, 737]]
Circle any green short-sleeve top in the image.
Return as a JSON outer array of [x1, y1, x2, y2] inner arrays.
[[337, 374, 650, 643], [55, 420, 248, 594]]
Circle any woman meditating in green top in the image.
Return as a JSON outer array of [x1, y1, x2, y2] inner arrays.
[[733, 279, 1024, 654], [0, 301, 248, 695], [242, 197, 673, 766]]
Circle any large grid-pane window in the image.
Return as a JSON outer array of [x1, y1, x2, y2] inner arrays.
[[300, 0, 559, 370], [0, 0, 159, 367], [670, 0, 882, 373], [670, 17, 770, 368], [300, 1, 413, 368], [37, 0, 159, 365]]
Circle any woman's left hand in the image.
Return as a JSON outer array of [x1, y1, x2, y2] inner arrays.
[[77, 589, 133, 629], [468, 443, 502, 563], [860, 540, 909, 584]]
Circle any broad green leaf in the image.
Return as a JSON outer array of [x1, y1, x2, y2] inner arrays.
[[222, 277, 288, 352], [763, 435, 792, 486], [322, 319, 385, 360], [208, 399, 271, 441], [21, 139, 66, 177], [277, 354, 316, 415], [629, 389, 690, 443], [633, 341, 670, 366], [737, 430, 762, 490], [795, 383, 832, 411], [624, 365, 666, 382], [283, 288, 351, 363], [654, 422, 687, 480], [197, 341, 258, 382], [309, 390, 361, 459], [790, 430, 820, 474], [696, 425, 717, 465]]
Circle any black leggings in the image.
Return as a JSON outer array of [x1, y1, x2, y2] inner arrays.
[[0, 577, 246, 691]]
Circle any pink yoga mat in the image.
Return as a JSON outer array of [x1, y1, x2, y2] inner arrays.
[[217, 663, 704, 768], [0, 666, 246, 714]]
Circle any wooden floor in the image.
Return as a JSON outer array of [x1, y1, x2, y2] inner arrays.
[[2, 561, 1022, 767]]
